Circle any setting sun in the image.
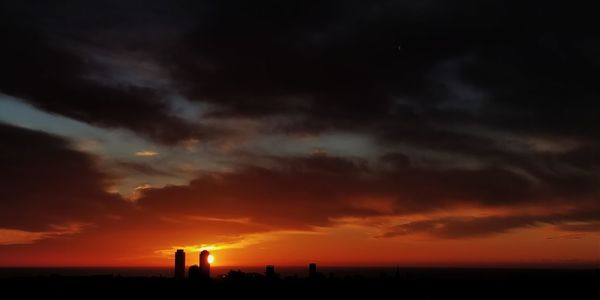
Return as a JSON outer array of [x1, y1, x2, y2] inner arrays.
[[207, 254, 214, 264]]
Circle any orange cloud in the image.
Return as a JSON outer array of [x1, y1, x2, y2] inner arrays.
[[134, 150, 159, 157]]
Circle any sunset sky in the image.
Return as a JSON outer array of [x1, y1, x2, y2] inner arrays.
[[0, 0, 598, 267]]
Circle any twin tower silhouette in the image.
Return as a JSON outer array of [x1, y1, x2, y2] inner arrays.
[[173, 249, 320, 279], [174, 249, 210, 279]]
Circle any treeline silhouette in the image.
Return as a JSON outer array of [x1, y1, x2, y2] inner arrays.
[[0, 268, 597, 299]]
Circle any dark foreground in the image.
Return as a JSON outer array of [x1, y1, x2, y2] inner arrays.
[[1, 269, 597, 299]]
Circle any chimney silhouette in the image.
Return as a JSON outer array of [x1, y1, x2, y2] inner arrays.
[[174, 249, 185, 279], [199, 250, 211, 279]]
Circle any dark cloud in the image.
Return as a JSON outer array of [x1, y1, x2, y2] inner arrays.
[[2, 1, 599, 148], [1, 1, 599, 240], [375, 151, 600, 212], [161, 0, 600, 141], [0, 122, 127, 231], [378, 216, 540, 239], [0, 18, 214, 145], [136, 153, 600, 234], [556, 222, 600, 233], [115, 161, 174, 177], [379, 206, 600, 239], [137, 155, 378, 229]]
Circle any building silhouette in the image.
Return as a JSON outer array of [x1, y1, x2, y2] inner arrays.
[[309, 263, 317, 278], [188, 265, 200, 280], [174, 249, 186, 279], [265, 265, 276, 279], [199, 250, 211, 279]]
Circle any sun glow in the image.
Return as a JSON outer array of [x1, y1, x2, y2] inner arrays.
[[207, 254, 214, 264]]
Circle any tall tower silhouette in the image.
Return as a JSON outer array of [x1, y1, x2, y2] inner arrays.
[[174, 249, 185, 279], [199, 250, 211, 279]]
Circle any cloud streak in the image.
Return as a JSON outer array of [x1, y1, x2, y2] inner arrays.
[[0, 224, 85, 245], [134, 150, 159, 157]]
